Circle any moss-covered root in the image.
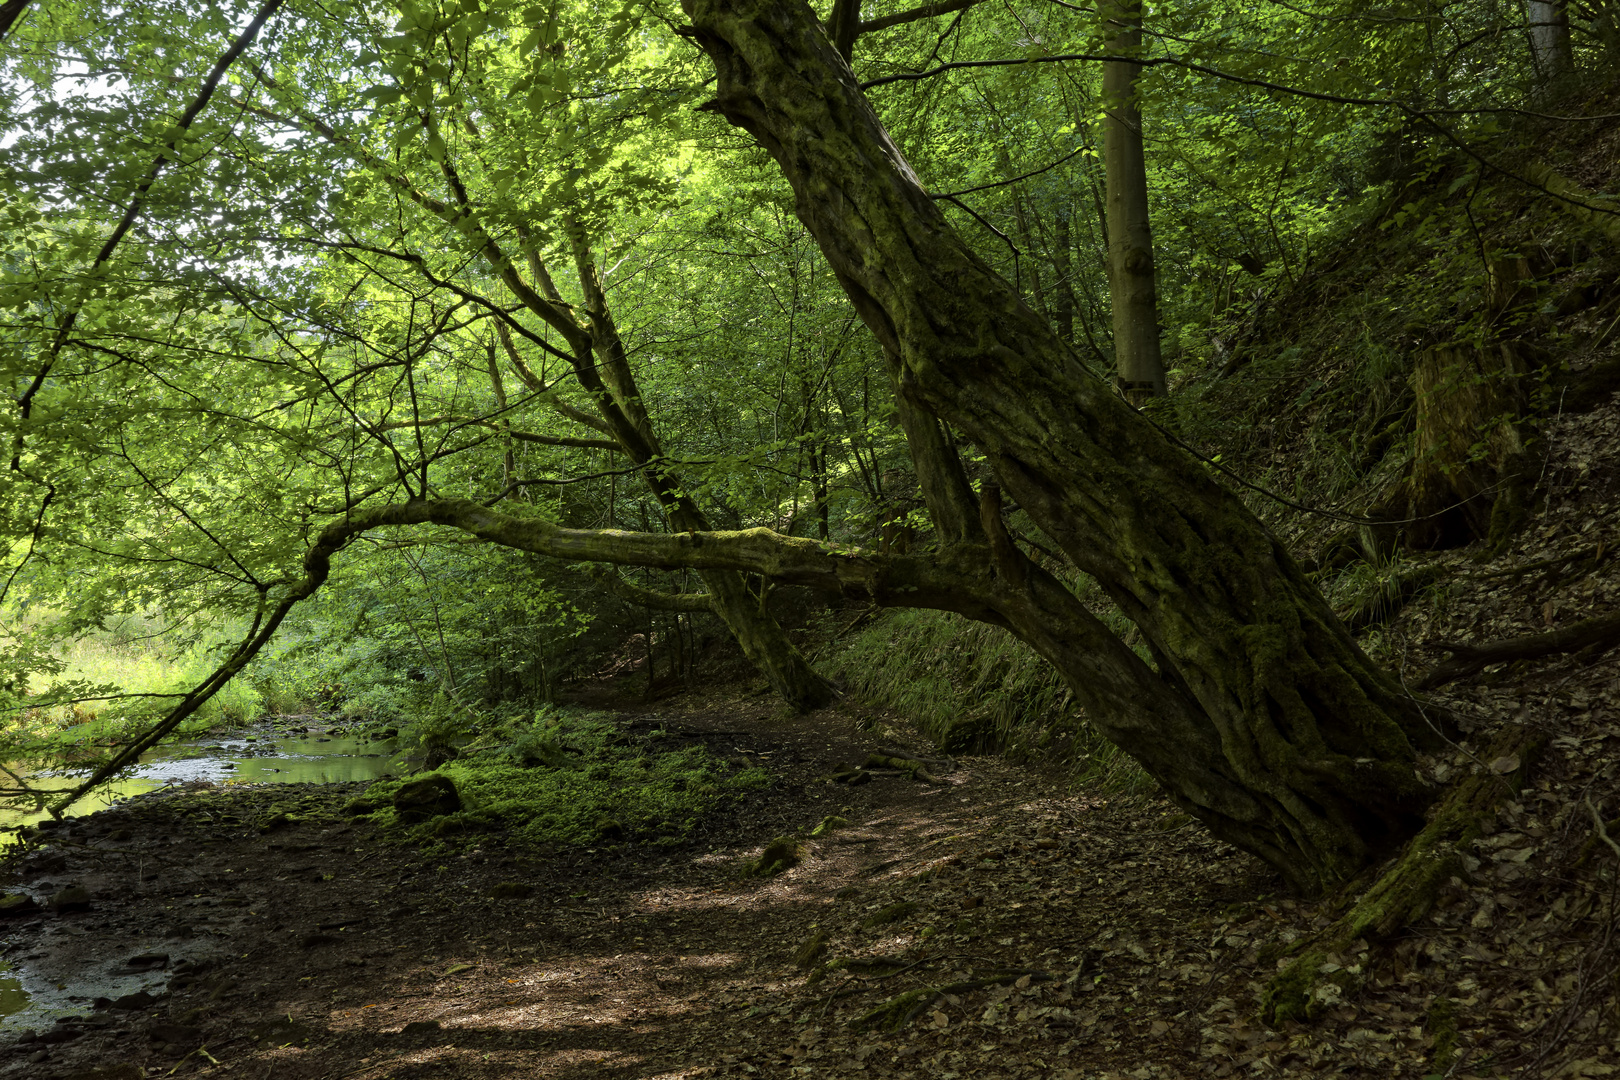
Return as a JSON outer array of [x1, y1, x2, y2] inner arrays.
[[852, 986, 941, 1032], [1261, 726, 1544, 1026], [742, 836, 808, 877], [850, 971, 1053, 1032]]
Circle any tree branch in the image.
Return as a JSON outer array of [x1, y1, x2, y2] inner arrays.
[[585, 567, 717, 613], [15, 0, 286, 469], [374, 414, 619, 450], [859, 0, 985, 34], [0, 0, 30, 41], [1418, 610, 1620, 689]]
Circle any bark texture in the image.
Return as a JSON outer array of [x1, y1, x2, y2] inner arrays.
[[681, 0, 1437, 893], [1099, 0, 1166, 400], [1526, 0, 1574, 87]]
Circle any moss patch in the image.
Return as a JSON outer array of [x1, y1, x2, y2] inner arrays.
[[743, 836, 807, 877], [354, 709, 769, 851]]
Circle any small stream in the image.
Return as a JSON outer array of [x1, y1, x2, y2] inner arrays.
[[0, 721, 401, 1028], [1, 726, 399, 838]]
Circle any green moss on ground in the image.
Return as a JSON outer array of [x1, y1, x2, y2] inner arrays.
[[355, 708, 770, 850]]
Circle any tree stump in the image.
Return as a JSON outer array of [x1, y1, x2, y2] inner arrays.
[[1406, 342, 1533, 549]]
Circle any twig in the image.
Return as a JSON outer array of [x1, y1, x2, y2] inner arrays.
[[840, 952, 1015, 982], [1587, 795, 1620, 863]]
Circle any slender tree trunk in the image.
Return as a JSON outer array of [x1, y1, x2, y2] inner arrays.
[[1526, 1, 1574, 87], [1099, 0, 1166, 401], [1052, 210, 1077, 345], [812, 439, 830, 541], [683, 0, 1438, 894]]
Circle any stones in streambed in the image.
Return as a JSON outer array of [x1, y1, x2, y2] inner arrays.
[[67, 1064, 146, 1080], [393, 775, 460, 823], [165, 959, 214, 990], [110, 990, 159, 1011], [24, 851, 69, 874], [489, 881, 533, 900], [0, 892, 40, 917], [112, 952, 169, 974], [150, 1022, 203, 1047], [49, 885, 93, 911]]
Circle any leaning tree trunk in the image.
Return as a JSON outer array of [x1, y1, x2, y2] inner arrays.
[[683, 0, 1438, 894]]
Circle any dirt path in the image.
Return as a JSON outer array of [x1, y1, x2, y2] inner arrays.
[[2, 687, 1616, 1080]]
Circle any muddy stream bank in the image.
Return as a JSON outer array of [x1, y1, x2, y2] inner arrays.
[[0, 718, 400, 1037]]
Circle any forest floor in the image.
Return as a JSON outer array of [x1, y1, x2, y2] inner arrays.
[[2, 630, 1619, 1080], [4, 391, 1620, 1079]]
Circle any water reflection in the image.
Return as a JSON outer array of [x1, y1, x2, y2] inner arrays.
[[0, 964, 25, 1018], [0, 729, 398, 838]]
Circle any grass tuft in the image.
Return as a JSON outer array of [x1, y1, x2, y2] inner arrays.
[[823, 609, 1150, 791]]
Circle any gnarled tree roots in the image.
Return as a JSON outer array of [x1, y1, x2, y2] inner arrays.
[[1261, 725, 1545, 1026]]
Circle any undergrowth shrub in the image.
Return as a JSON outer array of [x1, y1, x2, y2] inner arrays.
[[247, 544, 593, 722]]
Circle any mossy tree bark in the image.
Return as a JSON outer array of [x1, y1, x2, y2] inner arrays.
[[1406, 341, 1533, 549], [678, 0, 1439, 894]]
